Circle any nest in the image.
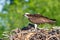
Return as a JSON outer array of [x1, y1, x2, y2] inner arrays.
[[3, 23, 60, 40]]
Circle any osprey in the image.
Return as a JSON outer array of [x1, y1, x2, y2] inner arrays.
[[24, 13, 56, 30]]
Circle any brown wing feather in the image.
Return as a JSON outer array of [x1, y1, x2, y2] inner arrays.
[[29, 16, 56, 24], [33, 14, 51, 19], [28, 14, 56, 24], [28, 14, 49, 19]]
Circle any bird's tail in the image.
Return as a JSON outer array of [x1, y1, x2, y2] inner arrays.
[[50, 19, 56, 22], [49, 19, 56, 24], [50, 19, 56, 21]]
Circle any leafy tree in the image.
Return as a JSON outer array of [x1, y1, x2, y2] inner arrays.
[[0, 0, 60, 38]]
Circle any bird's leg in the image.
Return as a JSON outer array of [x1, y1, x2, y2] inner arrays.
[[34, 24, 37, 31]]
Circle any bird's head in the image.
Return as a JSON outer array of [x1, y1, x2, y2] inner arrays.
[[24, 13, 30, 18]]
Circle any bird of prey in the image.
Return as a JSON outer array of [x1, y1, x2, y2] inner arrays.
[[24, 13, 56, 30]]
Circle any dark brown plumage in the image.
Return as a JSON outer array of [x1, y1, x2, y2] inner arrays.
[[25, 13, 56, 24], [24, 13, 56, 30]]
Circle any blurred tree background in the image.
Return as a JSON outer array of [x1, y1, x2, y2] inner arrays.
[[0, 0, 60, 38]]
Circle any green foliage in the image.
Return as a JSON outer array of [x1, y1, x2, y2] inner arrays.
[[0, 0, 60, 38]]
